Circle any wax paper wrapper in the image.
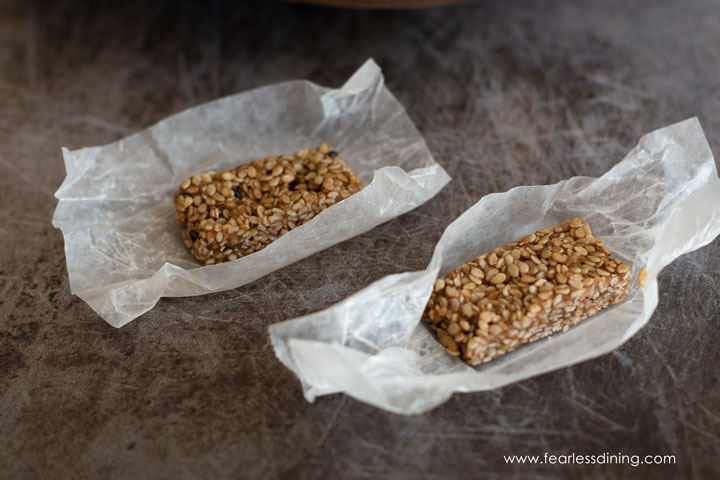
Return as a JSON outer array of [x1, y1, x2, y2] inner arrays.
[[270, 118, 720, 415], [52, 59, 450, 327]]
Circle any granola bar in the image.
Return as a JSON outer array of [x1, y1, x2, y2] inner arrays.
[[423, 218, 633, 366], [174, 144, 363, 265]]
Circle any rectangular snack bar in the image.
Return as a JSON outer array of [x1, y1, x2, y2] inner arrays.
[[423, 218, 633, 366], [174, 144, 363, 265]]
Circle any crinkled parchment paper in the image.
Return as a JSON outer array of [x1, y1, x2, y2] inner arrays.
[[270, 118, 720, 415], [52, 59, 450, 327]]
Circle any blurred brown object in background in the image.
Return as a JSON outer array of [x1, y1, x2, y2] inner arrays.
[[288, 0, 468, 8]]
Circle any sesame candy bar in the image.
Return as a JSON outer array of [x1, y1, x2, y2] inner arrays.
[[423, 218, 633, 366], [174, 144, 363, 266]]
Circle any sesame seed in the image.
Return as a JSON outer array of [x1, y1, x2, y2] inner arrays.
[[490, 273, 507, 284]]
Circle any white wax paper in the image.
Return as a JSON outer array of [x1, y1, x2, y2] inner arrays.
[[270, 118, 720, 415], [52, 59, 450, 327]]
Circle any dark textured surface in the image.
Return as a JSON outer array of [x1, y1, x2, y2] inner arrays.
[[1, 0, 719, 478]]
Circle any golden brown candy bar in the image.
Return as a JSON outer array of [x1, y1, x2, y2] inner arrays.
[[423, 218, 633, 366], [174, 144, 363, 265]]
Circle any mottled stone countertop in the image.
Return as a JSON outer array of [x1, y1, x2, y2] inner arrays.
[[2, 0, 719, 478]]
